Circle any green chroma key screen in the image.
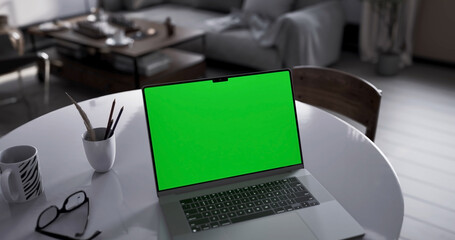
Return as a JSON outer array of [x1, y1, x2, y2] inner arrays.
[[143, 70, 302, 191]]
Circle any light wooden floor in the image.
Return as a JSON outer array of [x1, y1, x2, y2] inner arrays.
[[1, 52, 455, 239], [332, 53, 455, 240]]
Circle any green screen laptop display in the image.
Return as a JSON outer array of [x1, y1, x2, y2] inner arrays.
[[143, 70, 302, 191]]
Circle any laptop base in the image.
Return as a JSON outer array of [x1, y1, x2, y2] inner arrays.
[[161, 169, 364, 240]]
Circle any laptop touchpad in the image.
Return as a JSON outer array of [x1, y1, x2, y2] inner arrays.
[[297, 201, 364, 239], [224, 212, 317, 240]]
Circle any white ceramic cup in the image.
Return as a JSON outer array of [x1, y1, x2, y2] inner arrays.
[[82, 127, 116, 173], [0, 145, 43, 203], [113, 29, 125, 43]]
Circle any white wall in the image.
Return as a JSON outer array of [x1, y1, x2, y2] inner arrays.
[[0, 0, 88, 27]]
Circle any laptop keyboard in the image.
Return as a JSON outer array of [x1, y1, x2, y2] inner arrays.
[[179, 177, 319, 233]]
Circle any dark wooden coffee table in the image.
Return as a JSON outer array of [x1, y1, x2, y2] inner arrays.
[[28, 17, 206, 92]]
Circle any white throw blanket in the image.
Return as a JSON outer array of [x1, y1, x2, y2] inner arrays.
[[205, 9, 272, 43], [205, 1, 345, 67]]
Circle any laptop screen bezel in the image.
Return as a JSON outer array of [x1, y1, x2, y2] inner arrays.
[[141, 69, 304, 197]]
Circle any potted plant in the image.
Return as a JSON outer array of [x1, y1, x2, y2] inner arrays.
[[364, 0, 404, 76]]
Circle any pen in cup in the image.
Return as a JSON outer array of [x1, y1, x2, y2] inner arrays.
[[104, 99, 116, 139], [104, 119, 114, 140], [109, 106, 124, 138]]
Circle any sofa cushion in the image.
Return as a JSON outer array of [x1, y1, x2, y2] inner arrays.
[[124, 0, 164, 10], [206, 29, 281, 70], [196, 0, 244, 13], [242, 0, 294, 19]]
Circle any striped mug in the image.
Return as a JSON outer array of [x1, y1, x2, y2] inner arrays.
[[0, 145, 43, 203]]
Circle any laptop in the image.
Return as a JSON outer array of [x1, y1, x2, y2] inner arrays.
[[141, 69, 364, 240]]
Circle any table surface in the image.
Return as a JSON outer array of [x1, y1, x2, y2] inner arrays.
[[29, 17, 204, 58], [0, 90, 403, 240]]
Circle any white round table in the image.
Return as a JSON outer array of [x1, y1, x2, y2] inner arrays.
[[0, 90, 403, 240]]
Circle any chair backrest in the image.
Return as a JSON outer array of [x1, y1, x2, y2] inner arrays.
[[292, 66, 382, 141], [0, 15, 24, 56]]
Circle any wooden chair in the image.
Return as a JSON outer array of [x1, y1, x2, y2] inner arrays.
[[0, 15, 50, 107], [292, 66, 382, 141]]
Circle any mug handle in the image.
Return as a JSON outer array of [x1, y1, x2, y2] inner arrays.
[[1, 169, 19, 202]]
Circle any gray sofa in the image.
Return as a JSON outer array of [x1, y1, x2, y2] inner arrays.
[[104, 0, 345, 70]]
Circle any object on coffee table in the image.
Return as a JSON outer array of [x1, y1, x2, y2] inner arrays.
[[38, 20, 71, 32], [108, 14, 139, 32], [75, 21, 117, 39], [164, 17, 175, 37], [105, 38, 133, 47]]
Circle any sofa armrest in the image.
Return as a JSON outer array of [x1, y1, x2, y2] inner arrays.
[[275, 1, 345, 67]]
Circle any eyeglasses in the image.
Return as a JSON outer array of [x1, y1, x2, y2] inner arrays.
[[35, 190, 101, 240]]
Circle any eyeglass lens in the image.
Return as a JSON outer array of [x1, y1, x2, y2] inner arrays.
[[65, 191, 87, 211], [38, 206, 59, 228]]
